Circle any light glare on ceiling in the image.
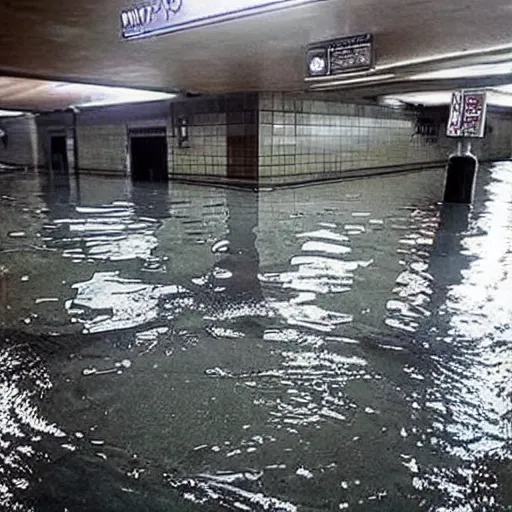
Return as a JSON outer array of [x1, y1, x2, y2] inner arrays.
[[382, 87, 512, 108], [310, 73, 395, 89], [0, 109, 26, 117], [51, 82, 176, 108], [410, 62, 512, 80]]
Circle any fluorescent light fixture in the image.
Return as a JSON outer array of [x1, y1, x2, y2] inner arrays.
[[487, 91, 512, 107], [382, 91, 452, 106], [381, 87, 512, 108], [410, 61, 512, 80], [378, 97, 403, 108], [0, 109, 26, 117], [50, 82, 176, 108], [373, 42, 512, 73], [55, 83, 176, 108], [493, 84, 512, 94], [310, 73, 395, 89]]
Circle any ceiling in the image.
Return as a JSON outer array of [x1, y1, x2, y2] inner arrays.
[[0, 76, 176, 112], [2, 0, 512, 111]]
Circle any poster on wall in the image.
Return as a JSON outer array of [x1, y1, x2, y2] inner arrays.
[[121, 0, 323, 39], [446, 89, 487, 138]]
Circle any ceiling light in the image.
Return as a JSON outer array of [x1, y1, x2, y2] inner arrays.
[[382, 92, 452, 106], [493, 84, 512, 94], [487, 91, 512, 107], [378, 97, 403, 108], [410, 62, 512, 80], [53, 83, 178, 108], [382, 87, 512, 108], [76, 91, 176, 108], [51, 82, 176, 107], [373, 42, 512, 73], [310, 73, 395, 89], [0, 109, 26, 117]]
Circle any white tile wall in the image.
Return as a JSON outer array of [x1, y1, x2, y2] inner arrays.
[[258, 93, 512, 185]]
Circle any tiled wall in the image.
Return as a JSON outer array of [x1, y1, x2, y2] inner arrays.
[[35, 110, 74, 170], [3, 94, 512, 186], [77, 124, 127, 175], [0, 115, 39, 167], [126, 119, 174, 176], [35, 102, 174, 175], [76, 102, 173, 176], [258, 92, 512, 184], [170, 93, 259, 181], [170, 110, 227, 179]]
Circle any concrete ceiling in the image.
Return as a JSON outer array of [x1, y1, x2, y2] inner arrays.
[[2, 0, 512, 110], [0, 76, 176, 112]]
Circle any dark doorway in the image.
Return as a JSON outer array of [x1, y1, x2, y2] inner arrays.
[[50, 135, 69, 173], [130, 132, 168, 182]]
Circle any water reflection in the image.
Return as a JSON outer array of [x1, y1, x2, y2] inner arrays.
[[206, 189, 262, 301], [379, 166, 512, 510], [1, 165, 512, 510]]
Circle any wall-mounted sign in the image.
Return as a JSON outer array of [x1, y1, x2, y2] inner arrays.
[[305, 34, 373, 78], [121, 0, 323, 39], [446, 90, 487, 138], [177, 116, 189, 147]]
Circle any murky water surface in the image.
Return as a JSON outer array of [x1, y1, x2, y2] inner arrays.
[[1, 164, 512, 511]]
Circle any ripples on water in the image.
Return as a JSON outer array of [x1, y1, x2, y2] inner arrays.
[[1, 165, 512, 510]]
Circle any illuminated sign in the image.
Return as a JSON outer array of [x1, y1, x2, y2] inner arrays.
[[446, 90, 487, 138], [305, 34, 373, 78], [121, 0, 322, 39]]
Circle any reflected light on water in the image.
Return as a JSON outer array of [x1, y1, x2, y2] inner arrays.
[[1, 166, 512, 510]]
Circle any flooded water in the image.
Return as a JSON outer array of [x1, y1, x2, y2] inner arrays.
[[1, 163, 512, 511]]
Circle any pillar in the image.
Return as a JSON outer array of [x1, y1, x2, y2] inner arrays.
[[226, 93, 259, 183], [443, 142, 478, 204]]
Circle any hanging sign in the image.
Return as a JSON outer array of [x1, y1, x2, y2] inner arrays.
[[121, 0, 322, 39], [305, 34, 374, 78], [446, 90, 487, 138]]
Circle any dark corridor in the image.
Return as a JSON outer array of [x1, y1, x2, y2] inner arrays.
[[50, 136, 69, 173], [130, 135, 168, 182]]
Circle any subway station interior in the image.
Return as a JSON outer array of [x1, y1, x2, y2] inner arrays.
[[2, 0, 512, 510]]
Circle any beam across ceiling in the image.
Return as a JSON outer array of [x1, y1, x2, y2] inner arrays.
[[3, 0, 512, 96]]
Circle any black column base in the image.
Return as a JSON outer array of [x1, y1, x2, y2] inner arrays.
[[443, 154, 478, 204]]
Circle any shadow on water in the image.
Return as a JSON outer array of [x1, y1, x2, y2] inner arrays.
[[40, 172, 72, 204]]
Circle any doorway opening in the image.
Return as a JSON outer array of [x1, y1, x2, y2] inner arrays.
[[129, 128, 168, 182], [50, 135, 69, 173]]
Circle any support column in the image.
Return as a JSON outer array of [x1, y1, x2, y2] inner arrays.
[[226, 93, 259, 184], [170, 93, 259, 184], [443, 141, 478, 204], [72, 109, 79, 175]]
